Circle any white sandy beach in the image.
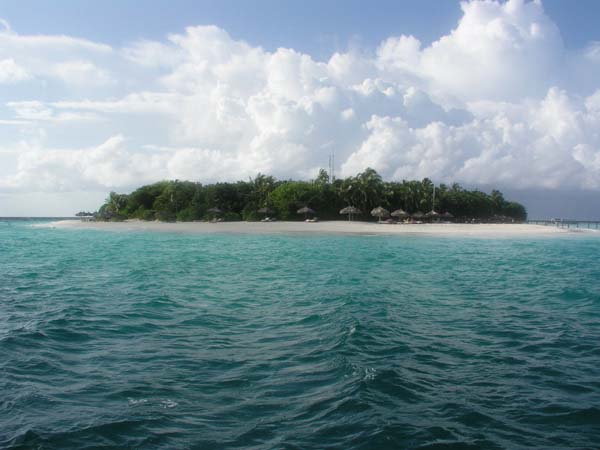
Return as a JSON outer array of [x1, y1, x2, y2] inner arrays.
[[45, 220, 578, 237]]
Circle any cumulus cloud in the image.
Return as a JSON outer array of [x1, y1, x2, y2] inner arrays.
[[1, 136, 153, 192], [0, 136, 251, 192], [379, 0, 565, 103], [342, 88, 600, 189], [1, 0, 600, 197]]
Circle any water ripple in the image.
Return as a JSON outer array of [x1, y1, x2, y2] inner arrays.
[[1, 222, 600, 449]]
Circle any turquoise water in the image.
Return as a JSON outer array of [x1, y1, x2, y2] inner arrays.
[[1, 220, 600, 449]]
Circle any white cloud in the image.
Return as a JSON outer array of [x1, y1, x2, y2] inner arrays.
[[122, 39, 182, 68], [51, 92, 179, 114], [0, 136, 253, 192], [0, 18, 113, 89], [0, 136, 153, 192], [377, 0, 565, 104], [6, 101, 101, 122], [1, 0, 600, 204], [0, 58, 31, 83], [0, 23, 111, 54], [51, 60, 113, 86], [342, 88, 600, 189], [0, 119, 29, 125]]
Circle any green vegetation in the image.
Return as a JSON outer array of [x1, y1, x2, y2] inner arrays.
[[96, 168, 527, 222]]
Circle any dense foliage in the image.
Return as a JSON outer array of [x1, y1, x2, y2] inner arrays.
[[96, 168, 527, 222]]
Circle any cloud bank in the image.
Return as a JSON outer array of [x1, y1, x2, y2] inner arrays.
[[1, 0, 600, 199]]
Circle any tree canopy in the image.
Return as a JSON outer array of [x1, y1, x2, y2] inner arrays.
[[95, 169, 527, 222]]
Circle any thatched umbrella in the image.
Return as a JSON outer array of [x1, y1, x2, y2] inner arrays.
[[425, 210, 441, 221], [297, 206, 315, 219], [412, 211, 425, 221], [442, 212, 454, 221], [340, 206, 362, 221], [371, 206, 390, 223], [391, 208, 409, 219]]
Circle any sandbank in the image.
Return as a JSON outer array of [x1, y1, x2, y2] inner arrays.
[[44, 220, 580, 237]]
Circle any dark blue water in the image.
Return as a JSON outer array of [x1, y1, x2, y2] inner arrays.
[[1, 220, 600, 449]]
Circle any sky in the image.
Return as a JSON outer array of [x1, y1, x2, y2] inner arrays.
[[1, 0, 600, 218]]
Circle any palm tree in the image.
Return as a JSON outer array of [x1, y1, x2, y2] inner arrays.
[[354, 168, 384, 212], [106, 191, 128, 215], [251, 173, 277, 208]]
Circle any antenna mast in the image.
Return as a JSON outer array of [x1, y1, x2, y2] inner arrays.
[[328, 150, 335, 183]]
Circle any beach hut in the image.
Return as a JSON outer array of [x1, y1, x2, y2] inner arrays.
[[371, 206, 390, 223], [340, 206, 361, 221], [297, 206, 316, 220], [391, 208, 409, 221], [425, 210, 441, 222]]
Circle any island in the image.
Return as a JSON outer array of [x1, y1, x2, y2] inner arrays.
[[91, 168, 527, 224]]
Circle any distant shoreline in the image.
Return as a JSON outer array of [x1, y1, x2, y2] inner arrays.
[[41, 219, 585, 237]]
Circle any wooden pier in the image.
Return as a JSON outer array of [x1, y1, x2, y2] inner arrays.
[[528, 219, 600, 229]]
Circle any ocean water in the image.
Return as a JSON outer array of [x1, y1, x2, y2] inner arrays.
[[1, 220, 600, 450]]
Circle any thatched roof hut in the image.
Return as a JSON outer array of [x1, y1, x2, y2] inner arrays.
[[391, 208, 408, 218], [371, 207, 390, 222], [339, 206, 362, 221], [297, 206, 316, 219]]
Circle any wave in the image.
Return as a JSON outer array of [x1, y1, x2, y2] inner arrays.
[[2, 224, 600, 448]]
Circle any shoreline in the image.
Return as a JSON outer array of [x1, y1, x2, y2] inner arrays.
[[41, 219, 584, 237]]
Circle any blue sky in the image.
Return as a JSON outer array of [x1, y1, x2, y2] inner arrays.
[[0, 1, 460, 56], [1, 0, 600, 218], [2, 0, 599, 55]]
